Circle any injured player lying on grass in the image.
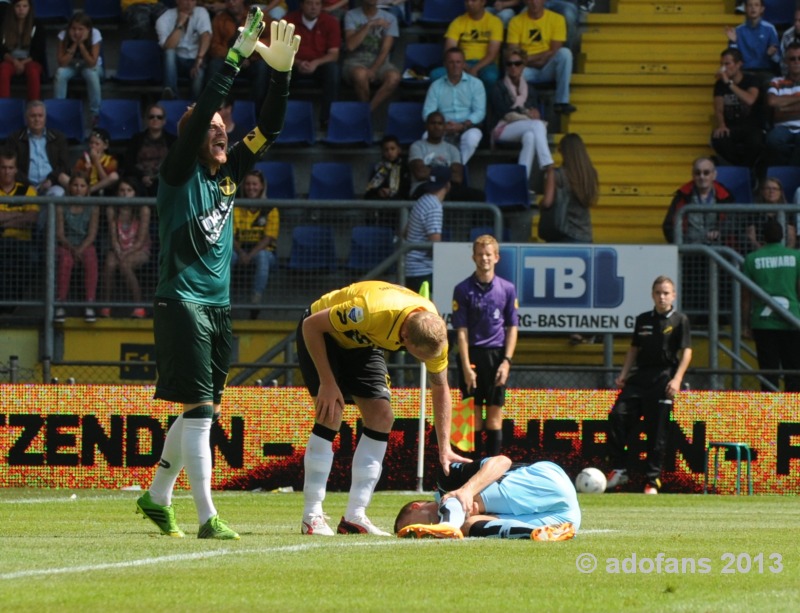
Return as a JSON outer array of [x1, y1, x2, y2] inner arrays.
[[394, 455, 580, 541]]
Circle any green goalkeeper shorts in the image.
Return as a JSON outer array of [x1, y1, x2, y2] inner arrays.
[[153, 298, 232, 405]]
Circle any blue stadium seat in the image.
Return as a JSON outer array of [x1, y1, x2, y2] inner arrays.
[[347, 226, 396, 272], [715, 166, 754, 204], [0, 99, 26, 140], [308, 162, 355, 200], [419, 0, 462, 25], [401, 42, 442, 84], [275, 100, 316, 145], [288, 225, 337, 271], [765, 165, 800, 201], [158, 99, 194, 136], [484, 163, 531, 208], [324, 101, 373, 146], [232, 100, 257, 130], [386, 101, 425, 145], [253, 161, 296, 200], [113, 40, 164, 83], [84, 0, 122, 20], [43, 98, 84, 142], [32, 0, 72, 21], [97, 99, 143, 141]]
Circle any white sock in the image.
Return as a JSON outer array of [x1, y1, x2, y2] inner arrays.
[[182, 416, 216, 524], [149, 414, 185, 506], [345, 433, 387, 520], [303, 433, 334, 516], [438, 497, 466, 528]]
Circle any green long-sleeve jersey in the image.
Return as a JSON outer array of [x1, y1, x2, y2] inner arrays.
[[155, 64, 289, 306]]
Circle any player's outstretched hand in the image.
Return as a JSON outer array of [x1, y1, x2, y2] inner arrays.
[[227, 6, 265, 67], [254, 19, 300, 72], [439, 447, 472, 475]]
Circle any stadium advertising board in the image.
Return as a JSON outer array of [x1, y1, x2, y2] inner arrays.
[[432, 243, 679, 333], [1, 386, 797, 494]]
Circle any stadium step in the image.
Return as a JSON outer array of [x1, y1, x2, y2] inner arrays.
[[585, 146, 708, 164], [568, 1, 728, 242], [580, 44, 727, 63], [571, 72, 715, 87], [611, 0, 730, 16], [586, 11, 740, 28], [570, 87, 709, 105], [578, 59, 722, 75], [567, 124, 710, 138], [571, 106, 711, 123]]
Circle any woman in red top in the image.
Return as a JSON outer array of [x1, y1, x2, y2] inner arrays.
[[0, 0, 46, 100]]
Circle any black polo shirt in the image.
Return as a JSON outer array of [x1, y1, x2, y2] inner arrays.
[[630, 308, 692, 378]]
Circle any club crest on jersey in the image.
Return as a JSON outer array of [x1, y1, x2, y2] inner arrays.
[[348, 306, 364, 323], [219, 176, 237, 196]]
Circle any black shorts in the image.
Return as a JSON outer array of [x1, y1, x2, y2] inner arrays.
[[296, 309, 391, 402], [458, 346, 506, 408], [153, 298, 232, 405]]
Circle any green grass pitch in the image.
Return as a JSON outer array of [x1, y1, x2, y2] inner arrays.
[[1, 489, 797, 612]]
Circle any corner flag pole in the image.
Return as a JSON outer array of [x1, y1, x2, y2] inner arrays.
[[416, 281, 429, 493]]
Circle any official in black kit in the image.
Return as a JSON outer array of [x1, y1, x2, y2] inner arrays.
[[605, 275, 693, 494]]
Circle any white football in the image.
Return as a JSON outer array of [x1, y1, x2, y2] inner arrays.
[[575, 467, 607, 494]]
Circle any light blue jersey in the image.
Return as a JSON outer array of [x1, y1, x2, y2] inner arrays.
[[479, 461, 581, 530], [437, 459, 581, 538]]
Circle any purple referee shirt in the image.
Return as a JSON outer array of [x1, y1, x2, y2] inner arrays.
[[451, 274, 519, 348]]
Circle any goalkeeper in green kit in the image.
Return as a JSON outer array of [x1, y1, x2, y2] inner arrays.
[[135, 10, 300, 540]]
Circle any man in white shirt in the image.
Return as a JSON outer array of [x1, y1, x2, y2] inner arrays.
[[156, 0, 212, 99]]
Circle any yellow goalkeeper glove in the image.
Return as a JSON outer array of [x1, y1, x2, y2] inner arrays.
[[253, 19, 301, 73]]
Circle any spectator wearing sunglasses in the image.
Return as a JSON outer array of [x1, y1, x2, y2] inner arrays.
[[506, 0, 575, 115], [124, 103, 176, 197], [490, 48, 553, 179], [663, 157, 736, 318], [663, 157, 735, 245]]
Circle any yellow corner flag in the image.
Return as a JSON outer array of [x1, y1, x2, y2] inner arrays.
[[451, 396, 475, 452]]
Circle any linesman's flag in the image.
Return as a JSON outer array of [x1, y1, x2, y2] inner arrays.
[[451, 396, 475, 452]]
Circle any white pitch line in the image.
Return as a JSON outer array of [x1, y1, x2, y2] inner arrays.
[[0, 523, 606, 581], [0, 539, 427, 581]]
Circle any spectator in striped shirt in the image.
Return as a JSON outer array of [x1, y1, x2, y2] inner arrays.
[[765, 42, 800, 166], [403, 166, 450, 293]]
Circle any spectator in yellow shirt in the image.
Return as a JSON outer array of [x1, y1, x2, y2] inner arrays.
[[506, 0, 575, 115], [231, 168, 278, 318], [429, 0, 503, 94], [0, 149, 39, 307], [72, 128, 120, 195]]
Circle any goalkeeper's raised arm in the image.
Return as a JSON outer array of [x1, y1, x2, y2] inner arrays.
[[239, 18, 302, 158]]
